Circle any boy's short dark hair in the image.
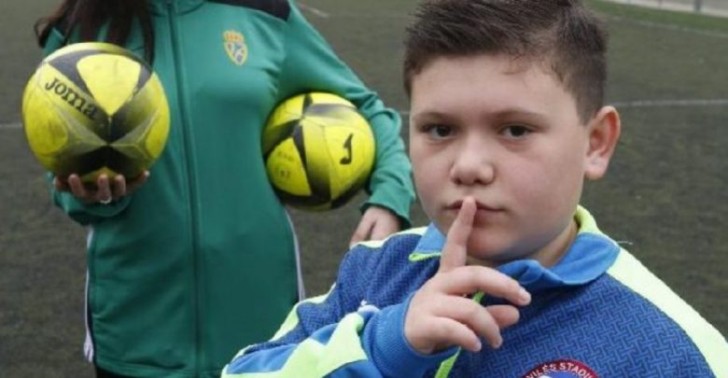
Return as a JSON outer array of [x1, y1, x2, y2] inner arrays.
[[403, 0, 608, 122]]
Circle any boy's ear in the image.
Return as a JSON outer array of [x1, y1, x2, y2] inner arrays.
[[584, 106, 621, 180]]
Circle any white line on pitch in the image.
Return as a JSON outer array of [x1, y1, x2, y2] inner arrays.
[[299, 3, 330, 18], [0, 122, 21, 130], [606, 15, 728, 39], [613, 99, 728, 108]]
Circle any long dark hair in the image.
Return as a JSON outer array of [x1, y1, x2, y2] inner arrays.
[[35, 0, 155, 63]]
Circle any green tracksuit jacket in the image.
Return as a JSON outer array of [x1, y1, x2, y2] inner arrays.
[[42, 1, 414, 376]]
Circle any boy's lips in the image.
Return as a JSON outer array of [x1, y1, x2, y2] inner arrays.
[[446, 199, 501, 212]]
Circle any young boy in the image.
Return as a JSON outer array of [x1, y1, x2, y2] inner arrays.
[[222, 0, 728, 376]]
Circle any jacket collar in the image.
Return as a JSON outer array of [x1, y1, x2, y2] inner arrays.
[[148, 0, 206, 15], [410, 206, 620, 293]]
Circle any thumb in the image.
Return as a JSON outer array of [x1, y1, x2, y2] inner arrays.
[[349, 217, 374, 247], [438, 197, 476, 273]]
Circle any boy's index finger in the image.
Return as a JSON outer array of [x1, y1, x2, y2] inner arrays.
[[438, 197, 476, 273]]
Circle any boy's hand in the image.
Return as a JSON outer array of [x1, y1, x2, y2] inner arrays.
[[54, 171, 149, 204], [404, 197, 531, 355], [349, 206, 400, 246]]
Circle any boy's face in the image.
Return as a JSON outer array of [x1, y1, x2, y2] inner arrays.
[[409, 54, 614, 266]]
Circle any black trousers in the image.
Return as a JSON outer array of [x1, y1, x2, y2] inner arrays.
[[95, 366, 135, 378]]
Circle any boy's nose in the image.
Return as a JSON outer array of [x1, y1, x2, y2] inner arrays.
[[449, 139, 494, 186]]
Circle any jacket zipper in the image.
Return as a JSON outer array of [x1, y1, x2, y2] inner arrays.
[[167, 0, 203, 375]]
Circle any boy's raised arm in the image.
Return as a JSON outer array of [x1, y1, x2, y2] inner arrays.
[[220, 277, 455, 377]]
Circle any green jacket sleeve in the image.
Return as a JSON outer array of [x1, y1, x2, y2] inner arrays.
[[275, 1, 415, 226]]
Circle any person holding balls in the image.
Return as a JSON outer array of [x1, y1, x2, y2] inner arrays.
[[221, 0, 728, 377], [33, 0, 414, 377]]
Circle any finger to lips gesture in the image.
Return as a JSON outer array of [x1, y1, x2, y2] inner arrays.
[[404, 197, 531, 355]]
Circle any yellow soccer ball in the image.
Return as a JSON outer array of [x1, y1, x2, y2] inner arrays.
[[263, 92, 376, 211], [22, 42, 170, 183]]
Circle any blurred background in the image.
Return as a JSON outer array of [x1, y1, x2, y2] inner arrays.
[[607, 0, 728, 15], [1, 0, 727, 376]]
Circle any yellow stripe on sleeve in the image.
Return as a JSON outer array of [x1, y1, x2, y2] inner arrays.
[[607, 249, 728, 375]]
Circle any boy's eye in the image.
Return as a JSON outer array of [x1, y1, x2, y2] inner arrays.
[[502, 125, 531, 138], [422, 124, 454, 139]]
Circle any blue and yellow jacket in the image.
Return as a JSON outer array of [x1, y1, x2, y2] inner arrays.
[[42, 0, 414, 376], [223, 207, 728, 377]]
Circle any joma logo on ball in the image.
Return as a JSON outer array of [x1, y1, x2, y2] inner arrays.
[[44, 77, 99, 119]]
